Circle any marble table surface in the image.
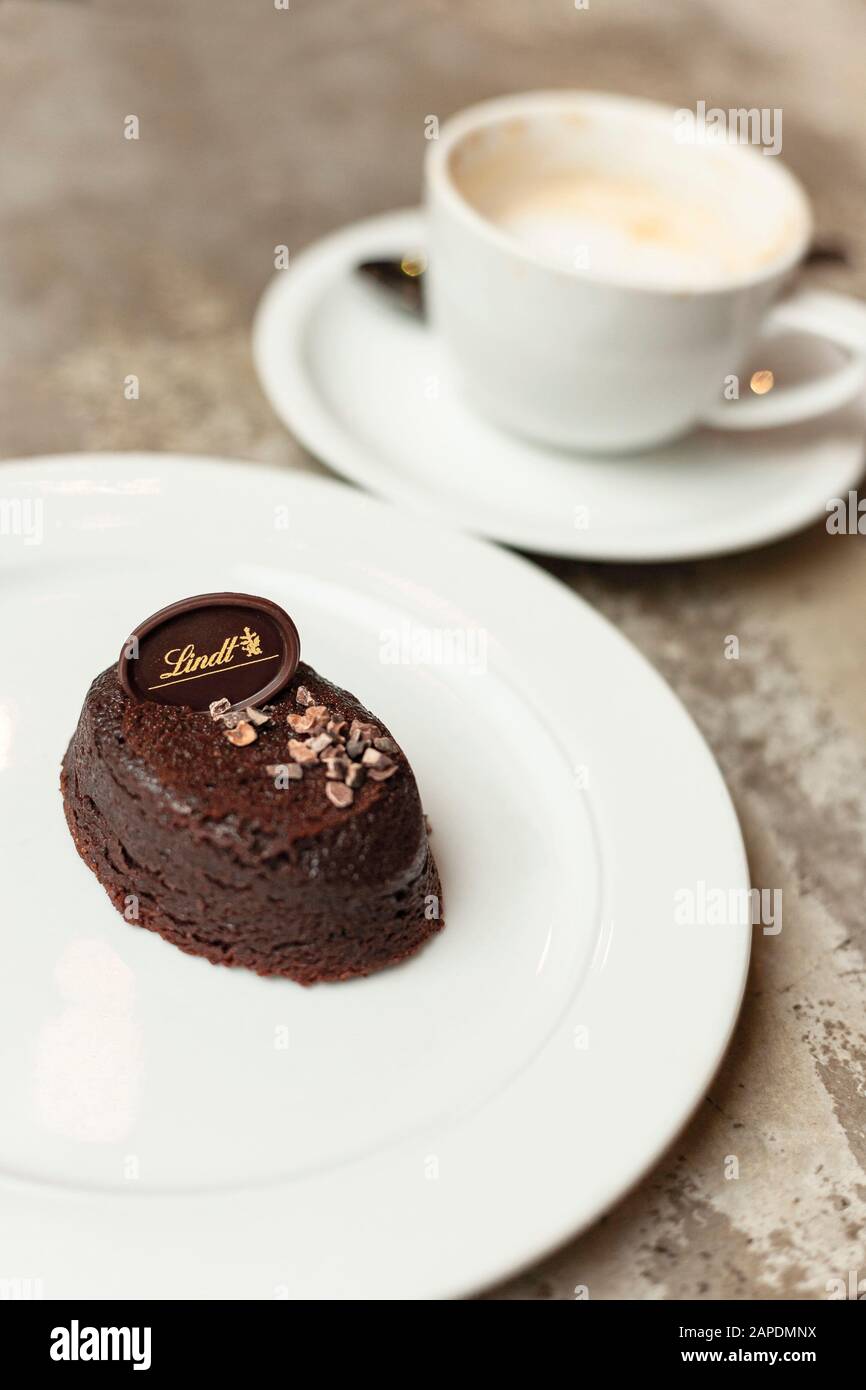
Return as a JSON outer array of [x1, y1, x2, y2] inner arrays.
[[2, 0, 864, 1299]]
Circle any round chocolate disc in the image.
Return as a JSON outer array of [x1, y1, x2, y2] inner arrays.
[[118, 593, 300, 710]]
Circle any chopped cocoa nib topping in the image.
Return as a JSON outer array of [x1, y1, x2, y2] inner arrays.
[[287, 710, 316, 733], [288, 738, 319, 764], [350, 719, 379, 742], [360, 747, 397, 781], [326, 781, 353, 809], [367, 762, 397, 781], [225, 720, 257, 746], [258, 688, 402, 809], [287, 706, 329, 734], [209, 697, 244, 732], [361, 747, 391, 770]]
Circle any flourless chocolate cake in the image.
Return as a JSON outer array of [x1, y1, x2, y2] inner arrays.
[[61, 661, 443, 984]]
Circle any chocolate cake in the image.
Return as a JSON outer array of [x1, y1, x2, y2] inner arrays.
[[61, 640, 443, 984]]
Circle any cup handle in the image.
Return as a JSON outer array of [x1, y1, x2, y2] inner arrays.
[[701, 289, 866, 431]]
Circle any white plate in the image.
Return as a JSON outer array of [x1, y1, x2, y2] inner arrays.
[[0, 453, 749, 1298], [253, 208, 866, 562]]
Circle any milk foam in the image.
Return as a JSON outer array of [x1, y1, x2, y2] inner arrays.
[[481, 173, 762, 289]]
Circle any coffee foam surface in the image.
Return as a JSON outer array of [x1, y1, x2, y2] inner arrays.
[[468, 171, 777, 289]]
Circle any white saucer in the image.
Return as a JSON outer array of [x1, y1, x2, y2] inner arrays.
[[253, 209, 866, 562], [0, 453, 749, 1298]]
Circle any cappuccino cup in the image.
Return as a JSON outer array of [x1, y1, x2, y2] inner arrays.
[[425, 91, 866, 453]]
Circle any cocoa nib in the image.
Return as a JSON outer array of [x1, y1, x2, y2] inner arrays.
[[349, 719, 379, 742], [287, 711, 316, 733], [361, 747, 392, 770], [367, 762, 398, 781], [225, 720, 257, 746], [373, 736, 398, 754], [326, 781, 353, 809], [288, 738, 319, 764]]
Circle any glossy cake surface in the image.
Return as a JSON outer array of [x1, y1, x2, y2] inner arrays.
[[61, 663, 443, 983]]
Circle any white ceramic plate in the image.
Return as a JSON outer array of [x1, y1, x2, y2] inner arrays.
[[0, 453, 749, 1298], [253, 208, 866, 562]]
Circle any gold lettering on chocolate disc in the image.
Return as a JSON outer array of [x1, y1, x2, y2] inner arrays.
[[149, 629, 278, 691]]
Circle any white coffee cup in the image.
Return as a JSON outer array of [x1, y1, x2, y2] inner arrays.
[[425, 91, 866, 453]]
